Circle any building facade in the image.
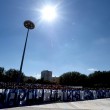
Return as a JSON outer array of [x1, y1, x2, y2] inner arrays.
[[52, 77, 59, 84], [41, 70, 52, 81]]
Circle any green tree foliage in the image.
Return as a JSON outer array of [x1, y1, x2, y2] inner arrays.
[[78, 74, 88, 87], [59, 71, 110, 88], [1, 66, 110, 87], [36, 78, 56, 84], [88, 71, 110, 88], [59, 71, 87, 86], [24, 76, 37, 84], [0, 67, 4, 82], [5, 69, 25, 83]]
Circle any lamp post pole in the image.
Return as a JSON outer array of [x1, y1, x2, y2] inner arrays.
[[19, 20, 35, 81]]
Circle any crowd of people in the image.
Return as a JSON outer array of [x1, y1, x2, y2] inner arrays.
[[0, 82, 82, 89], [0, 82, 110, 109]]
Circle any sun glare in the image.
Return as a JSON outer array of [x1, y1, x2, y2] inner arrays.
[[41, 5, 57, 22]]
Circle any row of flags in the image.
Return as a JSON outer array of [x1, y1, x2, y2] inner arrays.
[[0, 89, 110, 109]]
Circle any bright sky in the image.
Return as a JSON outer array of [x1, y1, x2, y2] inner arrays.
[[0, 0, 110, 78]]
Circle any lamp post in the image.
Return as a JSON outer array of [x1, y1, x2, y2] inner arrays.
[[19, 20, 35, 76]]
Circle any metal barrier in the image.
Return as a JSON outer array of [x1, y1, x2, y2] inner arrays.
[[0, 89, 110, 109]]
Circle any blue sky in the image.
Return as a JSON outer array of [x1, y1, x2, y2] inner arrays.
[[0, 0, 110, 78]]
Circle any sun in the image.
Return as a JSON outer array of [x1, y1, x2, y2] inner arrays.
[[41, 5, 57, 22]]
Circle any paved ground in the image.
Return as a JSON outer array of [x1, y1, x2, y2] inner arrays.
[[4, 98, 110, 110]]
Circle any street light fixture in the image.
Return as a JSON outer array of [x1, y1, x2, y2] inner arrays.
[[19, 20, 35, 76]]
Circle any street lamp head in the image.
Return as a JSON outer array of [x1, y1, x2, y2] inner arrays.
[[24, 20, 35, 29]]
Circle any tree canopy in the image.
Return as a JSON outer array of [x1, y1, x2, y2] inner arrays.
[[59, 71, 110, 88], [59, 71, 88, 86], [0, 66, 110, 88]]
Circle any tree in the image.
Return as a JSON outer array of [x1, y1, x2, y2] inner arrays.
[[5, 69, 25, 83], [59, 71, 82, 86], [0, 67, 4, 82], [88, 71, 110, 88], [24, 76, 37, 84], [78, 74, 88, 87]]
